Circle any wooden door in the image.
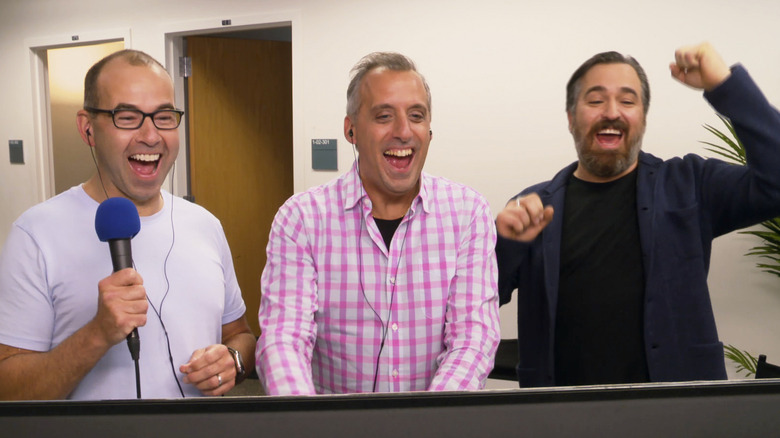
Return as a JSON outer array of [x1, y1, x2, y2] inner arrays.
[[187, 36, 293, 335]]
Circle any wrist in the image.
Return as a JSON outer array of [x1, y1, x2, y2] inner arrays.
[[226, 346, 247, 385]]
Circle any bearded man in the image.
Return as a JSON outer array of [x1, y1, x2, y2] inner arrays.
[[495, 42, 780, 388]]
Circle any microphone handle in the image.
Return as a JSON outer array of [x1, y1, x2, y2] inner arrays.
[[108, 239, 134, 272], [107, 239, 141, 360]]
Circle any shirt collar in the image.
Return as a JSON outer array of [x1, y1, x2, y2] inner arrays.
[[341, 161, 432, 216]]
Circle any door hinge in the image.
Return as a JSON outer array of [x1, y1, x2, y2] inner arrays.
[[179, 56, 192, 78]]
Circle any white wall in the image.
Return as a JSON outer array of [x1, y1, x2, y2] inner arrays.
[[1, 0, 779, 380]]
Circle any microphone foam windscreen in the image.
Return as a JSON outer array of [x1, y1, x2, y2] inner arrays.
[[95, 197, 141, 242]]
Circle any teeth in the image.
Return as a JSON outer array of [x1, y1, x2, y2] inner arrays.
[[384, 149, 412, 157], [131, 154, 160, 162], [598, 128, 621, 135]]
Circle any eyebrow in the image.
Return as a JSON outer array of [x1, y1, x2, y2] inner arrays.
[[113, 102, 177, 111], [584, 85, 639, 98], [370, 103, 429, 113]]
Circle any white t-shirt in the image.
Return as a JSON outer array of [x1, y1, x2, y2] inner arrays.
[[0, 186, 246, 400]]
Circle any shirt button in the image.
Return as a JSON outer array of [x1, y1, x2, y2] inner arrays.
[[392, 323, 398, 331], [389, 277, 396, 284], [392, 369, 399, 378]]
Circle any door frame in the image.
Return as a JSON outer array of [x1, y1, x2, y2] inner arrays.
[[26, 28, 132, 202], [162, 10, 303, 198]]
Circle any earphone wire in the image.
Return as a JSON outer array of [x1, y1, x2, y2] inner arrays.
[[88, 127, 183, 397], [90, 134, 145, 396], [359, 212, 409, 392], [88, 142, 110, 200], [352, 139, 409, 392], [143, 161, 186, 397]]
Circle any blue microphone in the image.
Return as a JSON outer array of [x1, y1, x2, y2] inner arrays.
[[95, 197, 141, 271], [95, 197, 142, 363]]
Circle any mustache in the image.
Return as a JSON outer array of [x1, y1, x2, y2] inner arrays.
[[589, 119, 629, 135]]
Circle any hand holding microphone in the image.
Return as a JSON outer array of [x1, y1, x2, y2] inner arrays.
[[94, 198, 147, 359]]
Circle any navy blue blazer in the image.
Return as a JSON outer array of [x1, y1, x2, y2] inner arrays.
[[497, 65, 780, 387]]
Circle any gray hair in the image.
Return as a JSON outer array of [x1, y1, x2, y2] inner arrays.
[[346, 52, 431, 118]]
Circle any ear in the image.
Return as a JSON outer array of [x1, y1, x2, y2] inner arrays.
[[566, 111, 574, 134], [77, 110, 94, 146], [343, 116, 355, 144]]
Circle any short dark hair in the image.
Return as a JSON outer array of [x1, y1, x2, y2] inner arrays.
[[565, 51, 650, 115], [346, 52, 431, 118], [83, 49, 168, 108]]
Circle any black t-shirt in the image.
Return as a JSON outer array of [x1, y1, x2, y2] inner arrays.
[[374, 217, 403, 249], [554, 169, 650, 386]]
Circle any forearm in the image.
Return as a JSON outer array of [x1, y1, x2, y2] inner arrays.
[[257, 205, 318, 395], [430, 204, 501, 391], [256, 337, 316, 395], [495, 234, 530, 305], [429, 290, 500, 391], [429, 336, 497, 391], [700, 65, 780, 227], [708, 66, 780, 183], [256, 281, 317, 395], [0, 321, 110, 400]]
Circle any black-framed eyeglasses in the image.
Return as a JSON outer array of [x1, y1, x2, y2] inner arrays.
[[84, 106, 185, 130]]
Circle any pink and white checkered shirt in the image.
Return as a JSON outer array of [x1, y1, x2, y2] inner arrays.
[[257, 163, 500, 395]]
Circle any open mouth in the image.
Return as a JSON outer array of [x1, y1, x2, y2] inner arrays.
[[595, 128, 623, 149], [384, 148, 414, 169], [129, 153, 160, 176]]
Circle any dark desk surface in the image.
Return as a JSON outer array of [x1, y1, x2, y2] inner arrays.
[[3, 379, 780, 437]]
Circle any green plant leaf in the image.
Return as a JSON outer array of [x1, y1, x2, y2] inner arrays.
[[723, 344, 758, 377], [704, 117, 780, 278], [704, 116, 780, 373]]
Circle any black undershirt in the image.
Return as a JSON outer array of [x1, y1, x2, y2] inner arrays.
[[554, 169, 650, 386], [374, 217, 403, 249]]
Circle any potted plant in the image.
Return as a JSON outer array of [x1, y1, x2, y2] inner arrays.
[[702, 115, 780, 376]]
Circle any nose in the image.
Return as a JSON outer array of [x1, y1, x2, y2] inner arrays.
[[393, 117, 413, 143], [603, 99, 620, 120], [135, 116, 162, 145]]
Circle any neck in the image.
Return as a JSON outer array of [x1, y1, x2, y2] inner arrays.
[[574, 160, 638, 183], [367, 194, 414, 220], [83, 174, 164, 217]]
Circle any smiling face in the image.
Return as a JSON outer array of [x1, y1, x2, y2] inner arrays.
[[79, 57, 179, 215], [345, 68, 431, 218], [568, 62, 646, 182]]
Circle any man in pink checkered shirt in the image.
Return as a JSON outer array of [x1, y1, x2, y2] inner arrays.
[[256, 52, 500, 395]]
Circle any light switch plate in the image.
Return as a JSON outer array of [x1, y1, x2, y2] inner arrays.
[[312, 139, 337, 170], [9, 140, 23, 164]]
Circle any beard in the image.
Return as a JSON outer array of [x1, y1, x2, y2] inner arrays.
[[572, 119, 643, 179]]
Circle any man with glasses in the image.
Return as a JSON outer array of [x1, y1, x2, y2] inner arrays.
[[0, 49, 255, 400]]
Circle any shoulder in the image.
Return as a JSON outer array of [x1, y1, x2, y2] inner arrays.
[[276, 173, 349, 220], [14, 186, 95, 234], [169, 193, 219, 220], [651, 151, 724, 175], [422, 173, 489, 206], [163, 193, 229, 242], [520, 161, 578, 200], [420, 173, 493, 225]]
